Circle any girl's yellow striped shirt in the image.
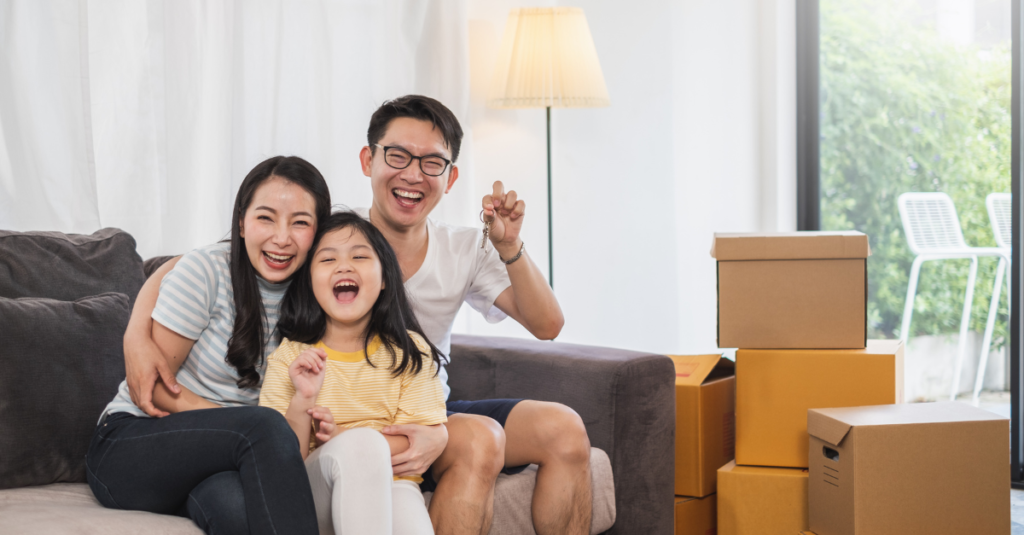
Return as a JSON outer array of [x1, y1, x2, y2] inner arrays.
[[259, 332, 447, 447]]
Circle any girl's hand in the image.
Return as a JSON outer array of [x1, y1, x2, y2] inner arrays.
[[289, 348, 327, 400], [309, 406, 341, 446]]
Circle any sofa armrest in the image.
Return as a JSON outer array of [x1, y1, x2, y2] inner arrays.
[[448, 334, 675, 535]]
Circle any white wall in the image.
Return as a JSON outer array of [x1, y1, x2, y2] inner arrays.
[[456, 0, 797, 355]]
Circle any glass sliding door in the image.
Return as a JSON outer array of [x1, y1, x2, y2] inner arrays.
[[797, 0, 1018, 480]]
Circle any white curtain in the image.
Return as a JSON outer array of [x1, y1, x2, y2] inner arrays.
[[0, 0, 475, 259]]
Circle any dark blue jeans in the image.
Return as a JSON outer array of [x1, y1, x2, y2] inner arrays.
[[86, 406, 318, 535]]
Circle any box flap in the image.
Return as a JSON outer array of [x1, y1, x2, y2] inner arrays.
[[811, 401, 1008, 427], [669, 354, 730, 386], [710, 231, 870, 261], [807, 408, 853, 446]]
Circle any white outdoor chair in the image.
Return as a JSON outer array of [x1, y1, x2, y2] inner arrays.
[[897, 192, 1006, 400], [973, 193, 1013, 404]]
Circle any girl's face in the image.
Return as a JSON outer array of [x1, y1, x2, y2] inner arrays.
[[239, 176, 317, 283], [310, 227, 384, 330]]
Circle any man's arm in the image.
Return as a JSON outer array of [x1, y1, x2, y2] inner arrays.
[[125, 256, 182, 417], [491, 256, 563, 340], [484, 181, 564, 340]]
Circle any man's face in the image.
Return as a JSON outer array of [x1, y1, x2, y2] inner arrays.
[[361, 117, 458, 231]]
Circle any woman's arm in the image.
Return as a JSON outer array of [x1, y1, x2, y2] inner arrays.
[[149, 321, 218, 413], [124, 257, 182, 417]]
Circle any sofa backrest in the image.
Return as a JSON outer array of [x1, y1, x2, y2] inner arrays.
[[0, 228, 143, 489]]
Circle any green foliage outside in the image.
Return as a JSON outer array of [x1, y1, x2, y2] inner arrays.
[[820, 0, 1011, 343]]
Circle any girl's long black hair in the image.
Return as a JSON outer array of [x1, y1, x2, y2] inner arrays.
[[227, 156, 331, 389], [278, 211, 445, 376]]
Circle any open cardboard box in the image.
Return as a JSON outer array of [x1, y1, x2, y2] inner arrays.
[[735, 340, 903, 468], [712, 232, 869, 349], [808, 402, 1009, 535], [671, 354, 735, 496], [674, 494, 717, 535]]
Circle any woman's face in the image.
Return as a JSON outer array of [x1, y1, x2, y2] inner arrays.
[[310, 227, 384, 330], [239, 176, 317, 283]]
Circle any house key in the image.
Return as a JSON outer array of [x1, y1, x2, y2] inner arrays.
[[480, 210, 490, 249]]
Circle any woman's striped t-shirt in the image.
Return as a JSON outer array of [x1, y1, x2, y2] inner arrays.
[[101, 242, 289, 419]]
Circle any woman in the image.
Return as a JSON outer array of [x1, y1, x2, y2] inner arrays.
[[86, 156, 330, 535]]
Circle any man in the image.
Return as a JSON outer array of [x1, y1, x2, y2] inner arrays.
[[359, 95, 591, 535]]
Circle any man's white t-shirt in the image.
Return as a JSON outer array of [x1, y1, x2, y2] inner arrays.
[[355, 208, 511, 400]]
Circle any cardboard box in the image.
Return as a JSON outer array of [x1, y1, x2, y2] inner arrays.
[[735, 340, 903, 468], [675, 494, 717, 535], [808, 402, 1010, 535], [717, 461, 808, 535], [711, 231, 869, 349], [671, 354, 736, 497]]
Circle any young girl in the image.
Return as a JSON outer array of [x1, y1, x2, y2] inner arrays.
[[259, 211, 447, 535]]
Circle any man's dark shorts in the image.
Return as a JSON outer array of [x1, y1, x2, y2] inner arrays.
[[419, 398, 527, 493]]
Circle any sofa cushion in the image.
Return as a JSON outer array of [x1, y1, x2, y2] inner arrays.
[[0, 293, 130, 490], [5, 448, 614, 535], [0, 228, 146, 308], [0, 483, 201, 535]]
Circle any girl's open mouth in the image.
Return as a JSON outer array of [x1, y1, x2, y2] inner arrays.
[[262, 251, 294, 269], [333, 280, 360, 303]]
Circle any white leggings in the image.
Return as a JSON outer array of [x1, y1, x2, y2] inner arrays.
[[305, 427, 434, 535]]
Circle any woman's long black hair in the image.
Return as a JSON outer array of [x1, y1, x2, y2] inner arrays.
[[227, 156, 331, 389], [278, 211, 446, 376]]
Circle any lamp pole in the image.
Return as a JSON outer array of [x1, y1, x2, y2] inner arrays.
[[546, 106, 553, 288]]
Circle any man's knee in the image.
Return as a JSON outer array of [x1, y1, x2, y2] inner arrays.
[[437, 414, 505, 479], [534, 403, 591, 466]]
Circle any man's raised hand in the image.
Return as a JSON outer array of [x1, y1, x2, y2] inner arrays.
[[482, 181, 526, 257]]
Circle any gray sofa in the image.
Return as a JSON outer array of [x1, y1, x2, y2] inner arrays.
[[0, 228, 675, 534]]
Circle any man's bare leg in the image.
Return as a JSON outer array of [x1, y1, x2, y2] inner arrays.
[[503, 401, 592, 535], [428, 413, 506, 535]]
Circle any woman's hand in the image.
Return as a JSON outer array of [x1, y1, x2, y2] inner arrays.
[[382, 423, 448, 477], [482, 181, 526, 260], [125, 332, 181, 417], [289, 348, 327, 400], [309, 406, 341, 446]]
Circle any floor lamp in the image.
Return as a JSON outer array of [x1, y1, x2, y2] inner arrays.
[[487, 7, 610, 288]]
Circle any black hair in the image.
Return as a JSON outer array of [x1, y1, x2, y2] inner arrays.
[[367, 95, 465, 163], [278, 211, 446, 376], [227, 156, 331, 389]]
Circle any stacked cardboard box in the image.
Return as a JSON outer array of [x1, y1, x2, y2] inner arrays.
[[710, 232, 903, 535], [670, 354, 734, 534], [806, 402, 1009, 534]]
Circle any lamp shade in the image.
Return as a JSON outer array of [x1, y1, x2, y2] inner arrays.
[[488, 7, 610, 109]]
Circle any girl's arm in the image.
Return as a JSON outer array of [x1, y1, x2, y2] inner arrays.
[[260, 347, 327, 459], [285, 392, 317, 459], [149, 321, 218, 413]]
